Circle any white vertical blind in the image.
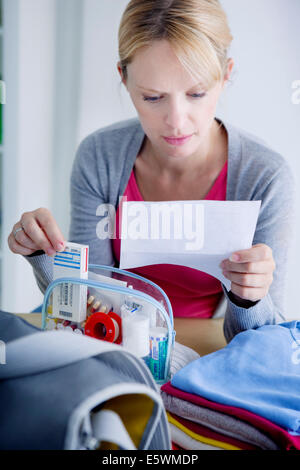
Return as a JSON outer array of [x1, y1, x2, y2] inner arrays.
[[51, 0, 84, 239]]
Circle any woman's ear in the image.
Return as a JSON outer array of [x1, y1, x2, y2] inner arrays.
[[117, 62, 127, 86], [223, 58, 234, 85]]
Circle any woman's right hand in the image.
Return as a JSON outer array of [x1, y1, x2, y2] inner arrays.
[[8, 208, 66, 257]]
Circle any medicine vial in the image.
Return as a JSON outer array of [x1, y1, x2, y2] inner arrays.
[[121, 286, 150, 358]]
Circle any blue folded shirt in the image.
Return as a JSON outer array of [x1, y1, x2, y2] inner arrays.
[[171, 321, 300, 434]]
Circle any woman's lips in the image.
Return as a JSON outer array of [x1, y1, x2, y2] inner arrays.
[[163, 134, 193, 146]]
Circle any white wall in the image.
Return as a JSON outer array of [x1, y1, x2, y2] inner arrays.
[[2, 0, 56, 312], [76, 0, 300, 319], [217, 0, 300, 319], [77, 0, 135, 145]]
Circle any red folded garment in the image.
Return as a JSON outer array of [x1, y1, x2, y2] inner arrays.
[[172, 442, 184, 450], [161, 382, 300, 450], [169, 412, 259, 450]]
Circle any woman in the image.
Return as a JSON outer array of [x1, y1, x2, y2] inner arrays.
[[8, 0, 295, 342]]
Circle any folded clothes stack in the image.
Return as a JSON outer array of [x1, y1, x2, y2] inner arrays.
[[163, 321, 300, 450]]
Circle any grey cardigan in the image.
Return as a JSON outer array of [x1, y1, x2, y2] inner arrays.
[[25, 117, 296, 342]]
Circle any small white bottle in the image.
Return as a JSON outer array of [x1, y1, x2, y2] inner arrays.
[[121, 286, 150, 358]]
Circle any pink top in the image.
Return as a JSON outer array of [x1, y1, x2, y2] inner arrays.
[[112, 160, 228, 318]]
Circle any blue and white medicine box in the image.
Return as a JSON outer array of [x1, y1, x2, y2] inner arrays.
[[52, 242, 89, 323]]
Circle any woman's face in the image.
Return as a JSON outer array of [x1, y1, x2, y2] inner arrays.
[[119, 40, 233, 161]]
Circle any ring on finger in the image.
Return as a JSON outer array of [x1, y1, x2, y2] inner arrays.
[[13, 226, 24, 239]]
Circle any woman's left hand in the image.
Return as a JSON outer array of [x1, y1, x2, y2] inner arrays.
[[220, 243, 276, 302]]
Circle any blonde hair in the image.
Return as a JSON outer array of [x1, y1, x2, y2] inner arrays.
[[118, 0, 233, 90]]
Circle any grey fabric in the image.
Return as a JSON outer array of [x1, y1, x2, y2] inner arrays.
[[0, 356, 132, 449], [24, 116, 296, 343], [0, 310, 41, 342], [0, 312, 171, 450], [0, 329, 147, 380], [161, 391, 279, 450]]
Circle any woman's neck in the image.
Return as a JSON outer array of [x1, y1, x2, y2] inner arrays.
[[141, 119, 227, 181]]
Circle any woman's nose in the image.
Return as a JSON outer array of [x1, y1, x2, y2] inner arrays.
[[164, 98, 187, 131]]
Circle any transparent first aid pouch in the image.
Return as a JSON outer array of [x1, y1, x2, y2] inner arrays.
[[41, 264, 176, 385]]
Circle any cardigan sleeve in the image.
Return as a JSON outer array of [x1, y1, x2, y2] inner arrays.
[[223, 161, 296, 343]]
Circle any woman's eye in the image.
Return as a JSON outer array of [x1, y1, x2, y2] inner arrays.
[[190, 93, 206, 98], [143, 93, 206, 103], [143, 96, 161, 102]]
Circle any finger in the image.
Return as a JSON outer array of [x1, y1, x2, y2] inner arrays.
[[21, 210, 65, 254], [223, 271, 273, 288], [230, 282, 268, 302], [35, 209, 65, 251], [229, 244, 273, 264], [20, 217, 57, 256], [12, 223, 40, 251], [8, 233, 38, 256], [220, 259, 275, 274]]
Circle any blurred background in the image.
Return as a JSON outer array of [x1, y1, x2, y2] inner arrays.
[[0, 0, 299, 316]]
